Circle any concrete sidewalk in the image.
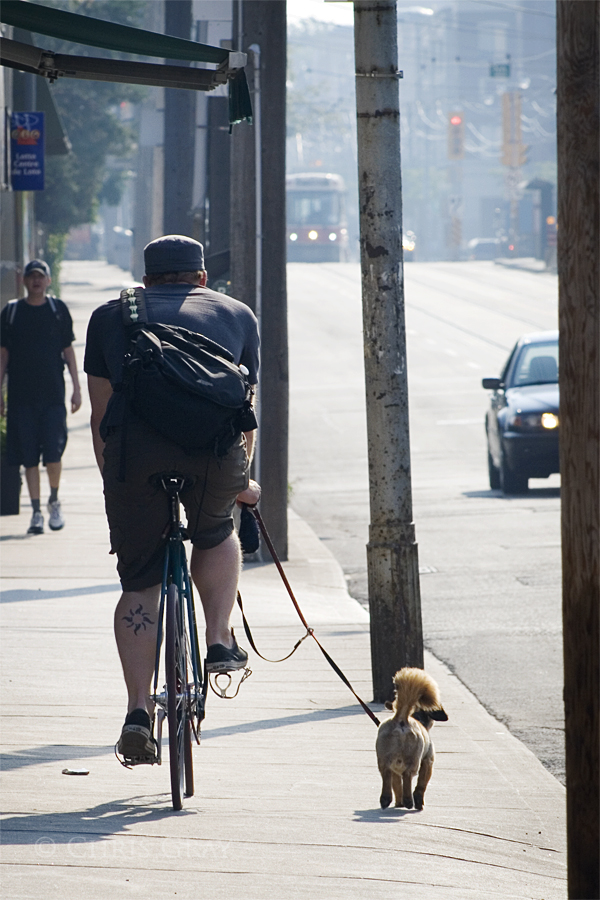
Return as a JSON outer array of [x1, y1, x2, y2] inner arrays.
[[0, 262, 566, 899]]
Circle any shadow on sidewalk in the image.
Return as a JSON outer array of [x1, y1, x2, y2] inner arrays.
[[3, 704, 383, 772], [0, 584, 121, 603], [204, 704, 382, 741], [353, 807, 415, 822], [1, 744, 117, 772], [1, 796, 187, 847]]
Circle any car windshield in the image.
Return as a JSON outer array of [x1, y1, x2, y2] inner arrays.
[[510, 340, 559, 386], [287, 191, 340, 226]]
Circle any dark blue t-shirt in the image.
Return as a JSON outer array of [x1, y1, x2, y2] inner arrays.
[[0, 297, 75, 406], [83, 284, 260, 428]]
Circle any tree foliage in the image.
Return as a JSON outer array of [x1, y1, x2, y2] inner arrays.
[[33, 1, 147, 236]]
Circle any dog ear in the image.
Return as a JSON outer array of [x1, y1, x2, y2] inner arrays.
[[429, 708, 448, 721], [384, 700, 394, 710]]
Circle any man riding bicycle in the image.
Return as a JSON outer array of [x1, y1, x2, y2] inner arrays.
[[84, 235, 260, 762]]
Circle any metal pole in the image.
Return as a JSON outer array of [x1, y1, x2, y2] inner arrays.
[[249, 43, 262, 489], [353, 0, 423, 703], [163, 0, 195, 236], [230, 0, 288, 560]]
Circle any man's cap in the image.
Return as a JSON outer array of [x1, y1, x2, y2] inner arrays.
[[144, 235, 205, 275], [24, 259, 51, 278]]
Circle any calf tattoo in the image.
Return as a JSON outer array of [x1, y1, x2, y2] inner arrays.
[[122, 604, 155, 636]]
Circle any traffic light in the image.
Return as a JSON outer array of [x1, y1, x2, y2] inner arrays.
[[448, 112, 465, 160]]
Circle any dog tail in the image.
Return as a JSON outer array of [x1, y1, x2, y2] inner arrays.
[[391, 668, 443, 723]]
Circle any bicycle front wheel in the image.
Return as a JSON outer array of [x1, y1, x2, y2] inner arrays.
[[166, 584, 192, 810]]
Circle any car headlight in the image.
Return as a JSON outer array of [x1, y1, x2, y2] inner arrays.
[[289, 232, 298, 242], [308, 230, 318, 241], [541, 412, 559, 429]]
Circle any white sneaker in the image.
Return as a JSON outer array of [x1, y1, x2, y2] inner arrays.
[[27, 510, 44, 534], [47, 500, 65, 531]]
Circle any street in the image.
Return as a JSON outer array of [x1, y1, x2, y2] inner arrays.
[[287, 260, 563, 782]]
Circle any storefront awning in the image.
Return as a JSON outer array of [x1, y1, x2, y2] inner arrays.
[[0, 0, 252, 126]]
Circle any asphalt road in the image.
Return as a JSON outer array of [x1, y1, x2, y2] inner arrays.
[[287, 260, 564, 783]]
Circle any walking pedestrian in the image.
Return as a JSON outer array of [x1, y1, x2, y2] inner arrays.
[[0, 259, 82, 533]]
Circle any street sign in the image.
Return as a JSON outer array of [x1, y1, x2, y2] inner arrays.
[[490, 63, 510, 78], [10, 112, 45, 190]]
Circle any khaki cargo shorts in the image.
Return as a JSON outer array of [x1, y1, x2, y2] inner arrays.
[[102, 418, 249, 591]]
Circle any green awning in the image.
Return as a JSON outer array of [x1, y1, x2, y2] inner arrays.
[[1, 37, 230, 91], [0, 0, 228, 65], [0, 1, 252, 126]]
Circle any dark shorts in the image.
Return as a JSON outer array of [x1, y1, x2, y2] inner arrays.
[[6, 403, 67, 468], [102, 418, 250, 592]]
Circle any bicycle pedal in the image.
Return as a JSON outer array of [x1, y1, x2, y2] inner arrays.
[[125, 756, 160, 767], [115, 738, 160, 769], [115, 750, 160, 769]]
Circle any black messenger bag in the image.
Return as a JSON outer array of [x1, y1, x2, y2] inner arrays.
[[118, 287, 257, 457]]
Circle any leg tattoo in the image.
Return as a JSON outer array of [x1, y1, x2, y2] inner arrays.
[[122, 604, 155, 636]]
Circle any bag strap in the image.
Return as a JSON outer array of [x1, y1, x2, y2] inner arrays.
[[116, 288, 148, 484], [6, 296, 62, 326], [120, 287, 148, 326], [6, 299, 19, 326]]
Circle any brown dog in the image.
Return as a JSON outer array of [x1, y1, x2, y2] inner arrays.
[[376, 668, 448, 810]]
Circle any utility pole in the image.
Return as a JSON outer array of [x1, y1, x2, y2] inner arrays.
[[230, 0, 288, 559], [163, 0, 195, 236], [353, 0, 423, 703], [501, 91, 527, 254], [556, 3, 599, 898]]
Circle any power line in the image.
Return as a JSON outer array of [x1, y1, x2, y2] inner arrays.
[[475, 0, 555, 18]]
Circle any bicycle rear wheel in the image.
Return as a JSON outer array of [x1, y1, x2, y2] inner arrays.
[[166, 584, 193, 810]]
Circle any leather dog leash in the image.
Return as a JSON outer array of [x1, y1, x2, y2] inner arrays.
[[236, 506, 381, 727]]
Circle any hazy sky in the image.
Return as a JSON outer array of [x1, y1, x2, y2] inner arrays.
[[287, 0, 354, 26]]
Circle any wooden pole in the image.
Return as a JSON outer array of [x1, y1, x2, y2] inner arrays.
[[353, 0, 423, 703], [556, 2, 599, 897]]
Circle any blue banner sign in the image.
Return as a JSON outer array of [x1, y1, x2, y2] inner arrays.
[[10, 112, 45, 191]]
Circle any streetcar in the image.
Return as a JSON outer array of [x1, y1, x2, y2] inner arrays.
[[286, 173, 348, 262]]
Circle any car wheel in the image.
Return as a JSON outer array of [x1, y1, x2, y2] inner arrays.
[[500, 452, 528, 494], [488, 450, 501, 490]]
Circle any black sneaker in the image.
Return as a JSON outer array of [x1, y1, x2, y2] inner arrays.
[[206, 632, 249, 673], [116, 708, 158, 765]]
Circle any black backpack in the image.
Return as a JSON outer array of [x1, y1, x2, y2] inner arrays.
[[118, 287, 257, 457]]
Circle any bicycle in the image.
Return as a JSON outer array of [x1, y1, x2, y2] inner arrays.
[[116, 470, 252, 810], [143, 472, 205, 810]]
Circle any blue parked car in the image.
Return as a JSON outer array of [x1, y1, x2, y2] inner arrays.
[[483, 331, 559, 493]]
